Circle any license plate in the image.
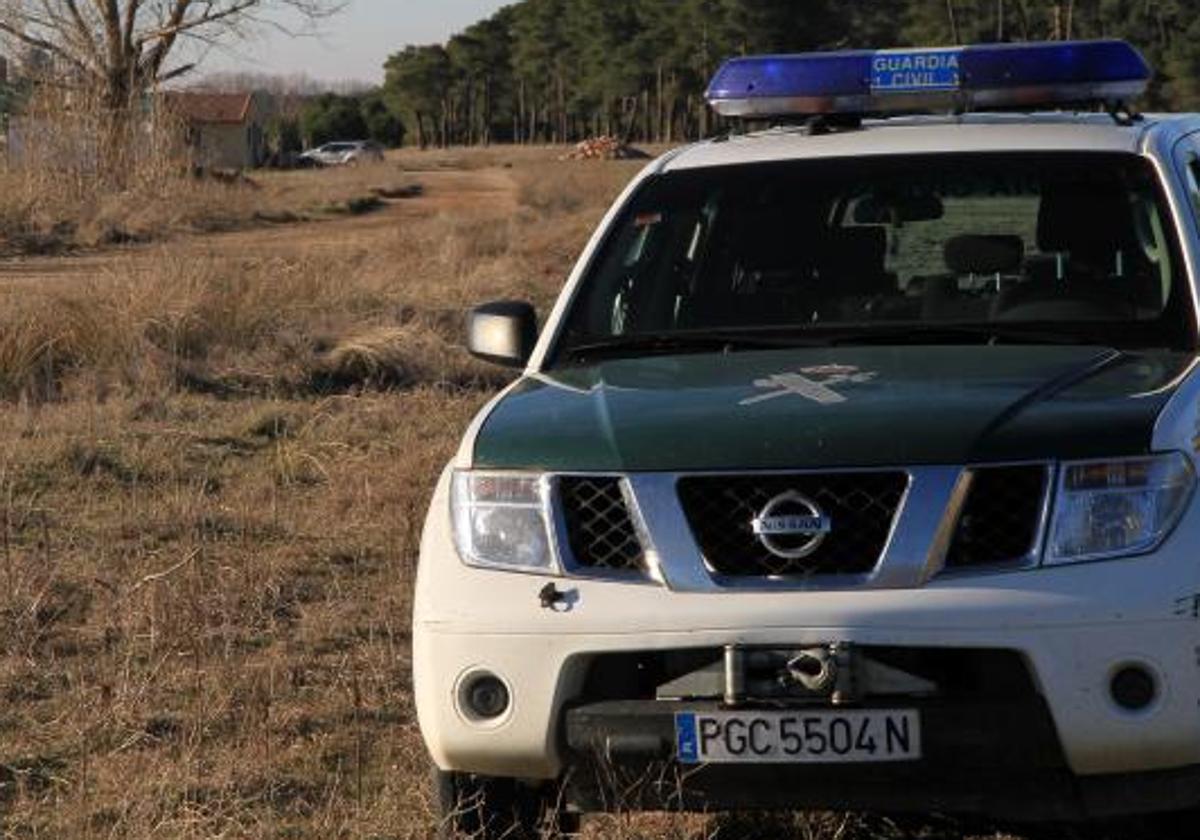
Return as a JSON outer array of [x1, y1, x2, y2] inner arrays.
[[675, 709, 920, 764]]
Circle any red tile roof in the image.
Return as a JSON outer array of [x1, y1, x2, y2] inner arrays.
[[165, 92, 255, 125]]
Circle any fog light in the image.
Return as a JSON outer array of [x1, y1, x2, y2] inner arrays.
[[1110, 665, 1156, 712], [462, 673, 510, 720]]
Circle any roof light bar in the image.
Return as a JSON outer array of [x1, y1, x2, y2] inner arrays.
[[706, 40, 1151, 118]]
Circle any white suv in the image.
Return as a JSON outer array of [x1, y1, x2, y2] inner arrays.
[[415, 40, 1200, 838]]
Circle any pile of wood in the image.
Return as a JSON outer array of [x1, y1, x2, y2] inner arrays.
[[561, 136, 649, 161]]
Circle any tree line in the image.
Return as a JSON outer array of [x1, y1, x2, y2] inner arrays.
[[6, 0, 1198, 155], [380, 0, 1200, 148]]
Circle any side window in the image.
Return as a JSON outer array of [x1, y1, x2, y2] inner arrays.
[[1181, 143, 1200, 222]]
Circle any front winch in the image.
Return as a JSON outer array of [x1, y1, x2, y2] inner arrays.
[[722, 643, 856, 705], [659, 643, 937, 706]]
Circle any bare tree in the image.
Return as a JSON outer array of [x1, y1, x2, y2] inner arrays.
[[0, 0, 340, 110]]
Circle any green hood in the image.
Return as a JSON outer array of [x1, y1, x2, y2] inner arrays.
[[473, 346, 1195, 471]]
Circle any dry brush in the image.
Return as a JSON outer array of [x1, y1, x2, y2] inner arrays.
[[0, 149, 651, 839]]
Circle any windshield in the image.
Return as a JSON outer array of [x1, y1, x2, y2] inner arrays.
[[553, 152, 1194, 363]]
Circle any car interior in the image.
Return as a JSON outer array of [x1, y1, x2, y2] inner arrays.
[[572, 155, 1183, 343]]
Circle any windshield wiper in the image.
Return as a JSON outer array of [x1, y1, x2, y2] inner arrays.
[[564, 331, 826, 362], [824, 324, 1100, 347], [563, 323, 1115, 363]]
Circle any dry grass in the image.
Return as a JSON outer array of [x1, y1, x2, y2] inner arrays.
[[0, 145, 1041, 839], [0, 85, 433, 255], [0, 147, 631, 839], [0, 157, 431, 254]]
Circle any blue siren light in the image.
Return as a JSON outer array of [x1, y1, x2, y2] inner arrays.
[[705, 40, 1151, 118]]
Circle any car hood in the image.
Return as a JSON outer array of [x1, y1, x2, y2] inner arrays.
[[472, 346, 1196, 472]]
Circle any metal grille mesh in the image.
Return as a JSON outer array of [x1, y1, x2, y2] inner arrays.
[[558, 477, 645, 572], [945, 465, 1048, 568], [676, 472, 908, 577]]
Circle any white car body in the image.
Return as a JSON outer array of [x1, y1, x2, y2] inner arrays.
[[415, 112, 1200, 822]]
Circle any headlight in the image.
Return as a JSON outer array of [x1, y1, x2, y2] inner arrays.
[[450, 471, 556, 572], [1046, 453, 1195, 565]]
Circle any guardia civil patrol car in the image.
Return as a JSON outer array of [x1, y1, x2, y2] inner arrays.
[[415, 40, 1200, 837]]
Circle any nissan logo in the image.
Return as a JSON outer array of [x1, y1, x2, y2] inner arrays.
[[751, 491, 832, 560]]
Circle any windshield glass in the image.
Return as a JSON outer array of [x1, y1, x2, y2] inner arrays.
[[553, 152, 1193, 363]]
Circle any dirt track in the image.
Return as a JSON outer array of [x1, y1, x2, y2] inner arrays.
[[0, 168, 517, 286]]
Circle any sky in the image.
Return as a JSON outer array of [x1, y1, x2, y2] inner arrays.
[[205, 0, 511, 85]]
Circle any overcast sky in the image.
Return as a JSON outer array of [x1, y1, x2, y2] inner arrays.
[[206, 0, 511, 85]]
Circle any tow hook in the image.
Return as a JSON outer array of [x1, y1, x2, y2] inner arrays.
[[538, 582, 577, 612], [784, 648, 838, 694], [782, 642, 857, 704]]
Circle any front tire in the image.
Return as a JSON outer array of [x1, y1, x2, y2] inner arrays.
[[433, 769, 579, 839]]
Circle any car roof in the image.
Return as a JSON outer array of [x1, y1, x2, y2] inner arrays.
[[663, 112, 1200, 171]]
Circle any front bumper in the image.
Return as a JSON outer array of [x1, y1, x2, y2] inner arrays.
[[563, 698, 1080, 821], [414, 470, 1200, 819], [563, 697, 1200, 820]]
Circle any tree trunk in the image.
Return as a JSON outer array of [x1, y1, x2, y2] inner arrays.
[[531, 99, 538, 143], [946, 0, 961, 42], [657, 64, 667, 143], [556, 68, 566, 144], [622, 95, 639, 144], [483, 75, 492, 146], [666, 72, 677, 143], [1012, 0, 1031, 39], [642, 89, 650, 143], [517, 78, 526, 144]]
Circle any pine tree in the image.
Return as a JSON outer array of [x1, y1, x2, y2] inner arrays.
[[379, 0, 1200, 148]]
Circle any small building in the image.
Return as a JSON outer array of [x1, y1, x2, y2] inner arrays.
[[5, 115, 97, 171], [164, 90, 275, 169]]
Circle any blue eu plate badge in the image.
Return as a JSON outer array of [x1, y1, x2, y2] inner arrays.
[[871, 48, 962, 93], [675, 714, 700, 764]]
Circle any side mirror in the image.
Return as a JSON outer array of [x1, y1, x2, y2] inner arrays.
[[466, 300, 538, 369]]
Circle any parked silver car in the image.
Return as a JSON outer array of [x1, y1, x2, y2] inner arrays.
[[298, 140, 385, 167]]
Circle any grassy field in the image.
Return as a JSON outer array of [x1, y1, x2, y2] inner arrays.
[[0, 146, 1096, 839]]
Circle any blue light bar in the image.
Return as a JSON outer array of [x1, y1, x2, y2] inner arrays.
[[706, 40, 1151, 118]]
